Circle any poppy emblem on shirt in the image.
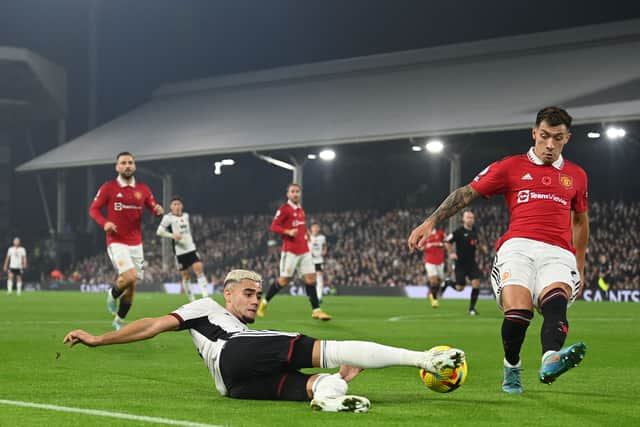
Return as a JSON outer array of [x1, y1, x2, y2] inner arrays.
[[134, 191, 142, 200], [559, 174, 573, 189], [542, 176, 552, 186]]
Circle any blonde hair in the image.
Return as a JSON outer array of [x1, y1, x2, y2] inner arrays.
[[224, 269, 262, 288]]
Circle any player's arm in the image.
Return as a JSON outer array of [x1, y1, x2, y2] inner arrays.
[[144, 188, 164, 216], [89, 184, 118, 232], [3, 252, 8, 272], [63, 315, 180, 348], [22, 251, 27, 269], [572, 210, 590, 295], [408, 185, 480, 251], [156, 216, 175, 239], [271, 208, 294, 236]]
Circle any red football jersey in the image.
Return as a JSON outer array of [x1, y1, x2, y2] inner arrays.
[[423, 229, 446, 265], [271, 201, 309, 255], [89, 177, 159, 246], [470, 148, 588, 253]]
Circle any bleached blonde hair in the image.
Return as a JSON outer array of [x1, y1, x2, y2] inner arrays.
[[223, 269, 262, 288]]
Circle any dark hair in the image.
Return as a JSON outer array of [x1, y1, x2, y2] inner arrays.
[[116, 151, 134, 161], [170, 195, 183, 203], [536, 106, 572, 129], [287, 183, 302, 191]]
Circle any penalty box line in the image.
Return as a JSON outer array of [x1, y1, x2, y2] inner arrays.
[[0, 399, 225, 427]]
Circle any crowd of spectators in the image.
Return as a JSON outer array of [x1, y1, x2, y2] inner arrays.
[[66, 201, 639, 291]]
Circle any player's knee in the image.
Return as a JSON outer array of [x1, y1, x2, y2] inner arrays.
[[120, 270, 137, 286], [303, 274, 316, 285]]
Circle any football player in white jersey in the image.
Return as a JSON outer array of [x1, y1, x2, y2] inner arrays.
[[157, 196, 208, 300], [3, 237, 27, 295], [63, 269, 465, 412], [308, 223, 327, 302]]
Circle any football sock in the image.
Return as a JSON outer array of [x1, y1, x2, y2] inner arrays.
[[181, 277, 191, 297], [429, 285, 439, 300], [540, 288, 569, 354], [306, 284, 320, 309], [502, 309, 533, 366], [111, 285, 124, 299], [16, 280, 22, 294], [316, 274, 324, 300], [469, 288, 480, 310], [197, 274, 208, 297], [320, 340, 424, 369], [265, 283, 282, 302], [117, 301, 132, 320], [7, 279, 12, 293]]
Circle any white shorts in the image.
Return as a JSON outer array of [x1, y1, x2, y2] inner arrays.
[[107, 243, 145, 280], [490, 238, 580, 309], [425, 262, 444, 279], [279, 252, 315, 278]]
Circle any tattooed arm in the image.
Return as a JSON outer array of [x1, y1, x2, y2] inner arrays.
[[408, 185, 480, 251]]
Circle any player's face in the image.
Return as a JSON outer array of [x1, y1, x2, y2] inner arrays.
[[311, 224, 320, 235], [287, 185, 301, 204], [532, 121, 571, 165], [13, 238, 20, 247], [170, 200, 183, 216], [225, 280, 262, 324], [462, 212, 474, 228], [115, 155, 136, 179]]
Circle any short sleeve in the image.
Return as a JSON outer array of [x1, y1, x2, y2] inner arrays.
[[170, 298, 218, 330], [159, 215, 171, 229], [470, 160, 507, 198], [572, 169, 588, 213]]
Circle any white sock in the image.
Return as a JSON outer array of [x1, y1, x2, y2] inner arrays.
[[16, 280, 22, 294], [504, 358, 522, 368], [320, 340, 424, 369], [312, 373, 348, 398], [7, 279, 12, 293], [197, 274, 208, 297], [542, 351, 555, 362], [181, 278, 191, 296], [316, 274, 324, 300]]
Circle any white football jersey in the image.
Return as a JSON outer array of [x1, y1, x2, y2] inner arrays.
[[6, 246, 26, 269], [158, 213, 197, 255], [171, 298, 297, 396], [309, 234, 326, 263]]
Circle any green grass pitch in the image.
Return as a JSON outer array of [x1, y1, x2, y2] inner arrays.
[[1, 292, 639, 427]]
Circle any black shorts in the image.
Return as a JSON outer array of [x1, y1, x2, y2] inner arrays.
[[314, 263, 323, 272], [9, 268, 23, 277], [176, 251, 201, 271], [454, 262, 481, 285], [219, 333, 316, 401]]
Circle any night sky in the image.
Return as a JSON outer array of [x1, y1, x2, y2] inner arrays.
[[2, 0, 640, 243]]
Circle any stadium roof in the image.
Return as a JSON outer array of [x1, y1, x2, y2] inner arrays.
[[17, 19, 640, 172], [0, 46, 66, 125]]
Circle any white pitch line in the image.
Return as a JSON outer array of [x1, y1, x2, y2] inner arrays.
[[0, 399, 225, 427]]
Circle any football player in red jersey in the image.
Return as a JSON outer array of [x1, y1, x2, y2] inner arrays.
[[408, 107, 589, 394], [422, 228, 446, 308], [258, 184, 332, 321], [90, 152, 164, 330]]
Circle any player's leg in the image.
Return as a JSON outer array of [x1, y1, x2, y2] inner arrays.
[[111, 245, 144, 330], [315, 264, 324, 303], [180, 269, 193, 301], [300, 253, 331, 320], [536, 248, 586, 384], [113, 285, 135, 330], [15, 271, 23, 295], [6, 270, 13, 294], [258, 253, 293, 317], [106, 244, 137, 314], [491, 240, 536, 393], [191, 260, 209, 298], [426, 263, 441, 308]]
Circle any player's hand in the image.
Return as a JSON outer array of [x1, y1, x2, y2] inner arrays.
[[449, 253, 458, 261], [104, 222, 117, 233], [339, 365, 364, 382], [408, 220, 434, 252], [285, 229, 298, 237], [63, 330, 100, 348], [154, 205, 164, 216], [172, 233, 182, 241]]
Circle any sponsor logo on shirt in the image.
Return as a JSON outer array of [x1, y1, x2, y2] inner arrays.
[[517, 190, 568, 206], [292, 220, 305, 227], [114, 202, 143, 211]]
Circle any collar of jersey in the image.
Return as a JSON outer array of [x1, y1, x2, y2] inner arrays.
[[527, 147, 564, 170], [117, 176, 136, 187], [287, 200, 300, 209]]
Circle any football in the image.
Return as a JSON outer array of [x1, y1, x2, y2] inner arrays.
[[419, 345, 468, 393]]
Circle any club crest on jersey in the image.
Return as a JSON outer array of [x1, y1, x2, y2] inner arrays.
[[559, 174, 573, 189], [134, 191, 143, 200]]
